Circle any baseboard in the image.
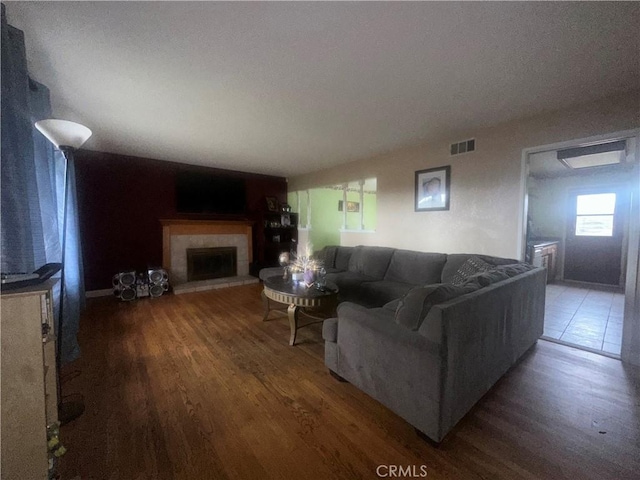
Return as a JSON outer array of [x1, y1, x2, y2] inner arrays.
[[85, 288, 113, 298], [557, 279, 623, 292]]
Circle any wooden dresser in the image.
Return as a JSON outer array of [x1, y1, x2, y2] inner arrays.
[[1, 280, 58, 479]]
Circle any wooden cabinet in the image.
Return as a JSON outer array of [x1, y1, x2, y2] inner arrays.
[[255, 212, 298, 270], [540, 243, 558, 283], [530, 241, 559, 284], [1, 280, 58, 479]]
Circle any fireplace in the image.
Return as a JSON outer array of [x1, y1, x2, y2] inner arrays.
[[161, 219, 252, 285], [187, 247, 237, 282]]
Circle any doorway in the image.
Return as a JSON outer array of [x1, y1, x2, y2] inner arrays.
[[523, 131, 639, 358], [564, 188, 627, 287]]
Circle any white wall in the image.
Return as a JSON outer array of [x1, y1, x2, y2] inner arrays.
[[340, 230, 377, 247], [289, 91, 640, 260]]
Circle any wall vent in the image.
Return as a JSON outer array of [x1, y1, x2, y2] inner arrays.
[[450, 139, 475, 156]]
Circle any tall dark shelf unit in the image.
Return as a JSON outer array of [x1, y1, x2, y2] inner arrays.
[[253, 212, 298, 273]]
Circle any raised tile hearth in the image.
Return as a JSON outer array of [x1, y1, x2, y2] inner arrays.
[[172, 275, 259, 295]]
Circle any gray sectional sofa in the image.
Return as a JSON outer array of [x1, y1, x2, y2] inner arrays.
[[318, 245, 546, 443]]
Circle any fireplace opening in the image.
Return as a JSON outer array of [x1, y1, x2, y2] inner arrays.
[[187, 247, 237, 282]]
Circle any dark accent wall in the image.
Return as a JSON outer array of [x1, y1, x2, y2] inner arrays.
[[74, 150, 287, 291]]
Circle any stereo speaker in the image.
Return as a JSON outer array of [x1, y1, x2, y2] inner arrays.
[[113, 271, 137, 301], [148, 268, 169, 297], [113, 269, 169, 301]]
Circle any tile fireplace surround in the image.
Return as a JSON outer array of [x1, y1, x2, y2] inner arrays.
[[161, 219, 258, 294]]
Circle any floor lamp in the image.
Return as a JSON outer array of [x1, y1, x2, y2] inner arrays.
[[35, 119, 92, 425]]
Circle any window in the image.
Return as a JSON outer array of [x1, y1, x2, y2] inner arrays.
[[575, 193, 616, 236]]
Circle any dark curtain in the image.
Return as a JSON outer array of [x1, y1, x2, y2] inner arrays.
[[1, 4, 45, 272], [1, 4, 84, 363]]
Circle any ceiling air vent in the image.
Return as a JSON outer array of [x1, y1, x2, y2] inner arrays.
[[450, 138, 475, 156]]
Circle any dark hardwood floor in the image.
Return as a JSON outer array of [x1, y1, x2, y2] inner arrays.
[[59, 284, 640, 479]]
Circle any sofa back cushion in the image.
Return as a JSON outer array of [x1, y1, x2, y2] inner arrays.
[[335, 246, 354, 271], [441, 253, 519, 283], [384, 250, 447, 285], [395, 283, 479, 330], [319, 246, 339, 269], [348, 246, 396, 279]]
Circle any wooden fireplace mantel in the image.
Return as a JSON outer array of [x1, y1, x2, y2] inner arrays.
[[161, 219, 254, 270]]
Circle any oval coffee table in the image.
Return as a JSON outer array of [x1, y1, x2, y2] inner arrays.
[[262, 276, 339, 346]]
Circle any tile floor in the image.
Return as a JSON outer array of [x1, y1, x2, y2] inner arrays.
[[543, 283, 624, 355]]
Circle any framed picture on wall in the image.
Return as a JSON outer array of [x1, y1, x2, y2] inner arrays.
[[265, 196, 278, 212], [415, 165, 451, 211], [338, 200, 360, 212]]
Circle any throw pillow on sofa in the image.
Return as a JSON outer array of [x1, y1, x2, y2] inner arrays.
[[395, 283, 479, 330], [462, 269, 511, 288], [463, 263, 534, 288], [450, 256, 493, 285], [494, 263, 535, 277]]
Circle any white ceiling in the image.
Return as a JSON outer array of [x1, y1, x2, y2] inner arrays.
[[5, 2, 639, 177]]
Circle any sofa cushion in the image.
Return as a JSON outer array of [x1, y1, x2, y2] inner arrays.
[[395, 283, 479, 330], [383, 298, 402, 311], [384, 250, 448, 285], [355, 280, 415, 308], [324, 267, 344, 274], [441, 253, 519, 283], [335, 246, 354, 271], [450, 256, 493, 285], [348, 246, 396, 279], [319, 246, 339, 269], [322, 317, 338, 343], [325, 271, 376, 303], [326, 271, 376, 288]]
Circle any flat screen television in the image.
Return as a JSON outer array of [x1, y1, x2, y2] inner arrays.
[[175, 171, 246, 215]]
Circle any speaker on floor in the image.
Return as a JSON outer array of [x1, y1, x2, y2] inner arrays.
[[148, 268, 169, 298], [113, 271, 137, 301]]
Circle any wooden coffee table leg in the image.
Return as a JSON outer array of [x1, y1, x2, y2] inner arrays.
[[287, 304, 299, 346], [261, 290, 270, 321]]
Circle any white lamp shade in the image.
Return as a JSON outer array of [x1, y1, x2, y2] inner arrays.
[[35, 119, 92, 150]]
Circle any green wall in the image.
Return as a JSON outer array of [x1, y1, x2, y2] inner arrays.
[[288, 187, 377, 251]]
